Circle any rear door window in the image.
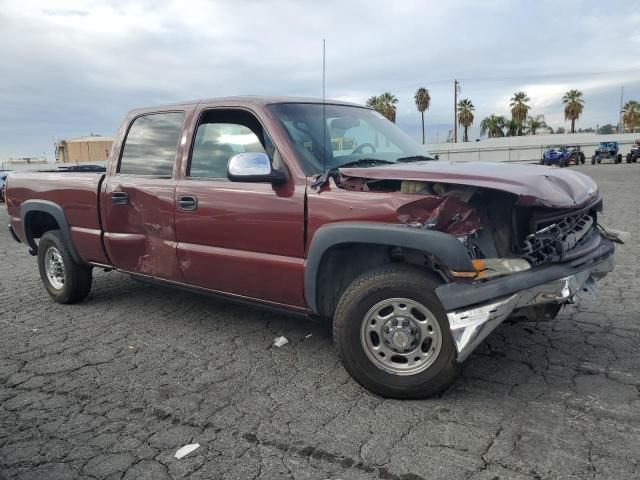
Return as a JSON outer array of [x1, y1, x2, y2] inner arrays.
[[119, 112, 185, 176]]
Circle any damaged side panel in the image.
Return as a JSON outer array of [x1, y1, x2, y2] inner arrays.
[[306, 176, 484, 249], [396, 196, 481, 236]]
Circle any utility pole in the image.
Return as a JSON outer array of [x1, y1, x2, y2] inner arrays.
[[619, 86, 624, 133], [453, 80, 459, 143]]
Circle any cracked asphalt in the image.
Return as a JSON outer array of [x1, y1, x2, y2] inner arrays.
[[1, 164, 639, 480]]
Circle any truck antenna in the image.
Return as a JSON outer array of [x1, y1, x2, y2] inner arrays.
[[322, 38, 327, 172]]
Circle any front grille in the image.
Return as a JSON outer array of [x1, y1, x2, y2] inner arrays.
[[521, 213, 594, 266]]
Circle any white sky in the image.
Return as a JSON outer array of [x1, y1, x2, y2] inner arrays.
[[1, 0, 639, 157]]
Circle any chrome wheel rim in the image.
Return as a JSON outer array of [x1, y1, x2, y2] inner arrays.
[[44, 246, 65, 290], [360, 298, 442, 376]]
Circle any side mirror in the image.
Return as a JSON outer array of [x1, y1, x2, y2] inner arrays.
[[227, 152, 287, 184]]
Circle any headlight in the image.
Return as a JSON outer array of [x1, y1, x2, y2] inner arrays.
[[450, 258, 531, 279]]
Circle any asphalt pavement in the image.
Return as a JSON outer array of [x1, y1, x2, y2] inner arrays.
[[1, 164, 639, 479]]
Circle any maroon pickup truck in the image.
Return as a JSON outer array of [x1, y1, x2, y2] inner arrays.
[[6, 97, 615, 398]]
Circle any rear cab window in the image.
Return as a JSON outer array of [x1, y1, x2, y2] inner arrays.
[[118, 112, 185, 176]]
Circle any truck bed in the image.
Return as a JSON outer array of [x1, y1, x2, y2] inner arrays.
[[6, 171, 108, 264]]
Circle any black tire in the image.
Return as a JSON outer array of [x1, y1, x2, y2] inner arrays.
[[569, 153, 578, 165], [616, 154, 622, 164], [333, 264, 459, 399], [591, 155, 596, 165], [634, 155, 638, 163], [37, 230, 92, 304], [580, 153, 585, 164], [627, 153, 632, 163]]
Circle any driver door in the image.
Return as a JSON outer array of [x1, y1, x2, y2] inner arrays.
[[174, 107, 306, 308]]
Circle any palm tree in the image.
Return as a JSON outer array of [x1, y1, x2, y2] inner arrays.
[[366, 95, 383, 114], [480, 114, 506, 138], [379, 92, 399, 123], [414, 87, 431, 143], [457, 99, 475, 142], [562, 89, 584, 133], [525, 115, 547, 135], [504, 119, 520, 137], [366, 93, 398, 123], [622, 100, 640, 132], [510, 91, 530, 135]]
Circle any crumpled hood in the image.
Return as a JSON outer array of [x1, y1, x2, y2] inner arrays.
[[339, 161, 599, 208]]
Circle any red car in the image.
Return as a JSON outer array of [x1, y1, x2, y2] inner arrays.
[[5, 97, 615, 398]]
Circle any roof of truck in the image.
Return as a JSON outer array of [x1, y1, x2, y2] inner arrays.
[[131, 96, 365, 113]]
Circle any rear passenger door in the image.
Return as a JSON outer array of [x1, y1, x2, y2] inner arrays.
[[101, 110, 187, 281], [174, 108, 306, 307]]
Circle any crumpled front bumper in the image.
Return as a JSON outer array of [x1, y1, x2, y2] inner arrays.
[[436, 238, 615, 362]]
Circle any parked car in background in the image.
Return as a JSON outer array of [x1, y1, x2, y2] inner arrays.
[[592, 141, 622, 164], [0, 171, 9, 202], [566, 145, 586, 165], [625, 139, 640, 163], [541, 145, 572, 167], [5, 96, 616, 399]]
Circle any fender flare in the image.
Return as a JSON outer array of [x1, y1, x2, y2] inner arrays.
[[20, 200, 84, 264], [304, 222, 474, 315]]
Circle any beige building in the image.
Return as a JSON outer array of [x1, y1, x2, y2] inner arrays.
[[55, 135, 113, 163]]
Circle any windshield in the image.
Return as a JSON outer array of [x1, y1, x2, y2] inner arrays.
[[269, 103, 434, 174], [600, 142, 616, 148]]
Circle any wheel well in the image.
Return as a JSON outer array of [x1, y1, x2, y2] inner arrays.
[[315, 243, 441, 319], [25, 211, 60, 241]]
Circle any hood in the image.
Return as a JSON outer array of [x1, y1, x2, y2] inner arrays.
[[339, 161, 599, 208]]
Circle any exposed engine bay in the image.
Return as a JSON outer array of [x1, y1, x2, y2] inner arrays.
[[336, 174, 606, 275]]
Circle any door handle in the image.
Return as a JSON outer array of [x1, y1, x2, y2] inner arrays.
[[177, 195, 198, 211], [111, 192, 129, 205]]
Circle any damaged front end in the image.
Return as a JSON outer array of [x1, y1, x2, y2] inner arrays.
[[333, 168, 616, 362]]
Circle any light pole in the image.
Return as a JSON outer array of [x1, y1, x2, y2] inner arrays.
[[453, 80, 459, 143]]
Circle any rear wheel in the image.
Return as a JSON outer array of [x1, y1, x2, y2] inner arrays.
[[333, 265, 459, 399], [591, 155, 596, 165], [616, 154, 622, 164], [627, 153, 632, 163], [37, 230, 92, 304], [580, 153, 585, 164]]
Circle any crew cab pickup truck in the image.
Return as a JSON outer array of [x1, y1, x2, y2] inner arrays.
[[5, 97, 616, 398]]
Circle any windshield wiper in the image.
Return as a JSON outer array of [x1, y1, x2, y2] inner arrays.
[[396, 154, 435, 162], [337, 158, 395, 168]]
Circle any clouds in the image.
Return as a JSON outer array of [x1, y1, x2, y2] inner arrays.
[[1, 0, 639, 157]]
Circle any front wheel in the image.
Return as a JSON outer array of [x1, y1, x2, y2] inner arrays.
[[626, 153, 632, 163], [591, 155, 596, 165], [37, 230, 92, 304], [333, 265, 459, 399], [616, 154, 622, 164]]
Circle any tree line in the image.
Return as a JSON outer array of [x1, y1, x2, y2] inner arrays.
[[366, 89, 640, 143]]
